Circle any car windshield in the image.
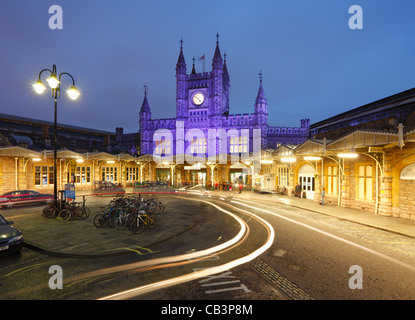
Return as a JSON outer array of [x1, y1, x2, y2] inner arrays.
[[0, 215, 7, 225]]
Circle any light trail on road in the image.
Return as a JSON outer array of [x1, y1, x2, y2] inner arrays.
[[232, 198, 415, 274], [64, 199, 248, 286], [97, 198, 275, 300]]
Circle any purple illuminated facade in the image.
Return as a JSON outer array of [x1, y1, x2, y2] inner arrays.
[[139, 35, 309, 157]]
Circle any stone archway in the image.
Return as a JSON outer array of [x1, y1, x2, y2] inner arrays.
[[399, 163, 415, 220], [298, 164, 315, 199], [391, 152, 415, 219]]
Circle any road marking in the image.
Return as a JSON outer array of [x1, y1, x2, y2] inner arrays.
[[201, 280, 241, 287], [205, 284, 250, 294], [98, 199, 274, 300], [232, 199, 415, 273]]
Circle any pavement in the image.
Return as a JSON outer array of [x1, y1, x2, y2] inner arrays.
[[2, 187, 415, 258]]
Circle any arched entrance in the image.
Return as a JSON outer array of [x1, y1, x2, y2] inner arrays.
[[230, 162, 248, 189], [184, 163, 207, 187], [298, 164, 315, 199], [399, 163, 415, 220], [156, 163, 170, 183]]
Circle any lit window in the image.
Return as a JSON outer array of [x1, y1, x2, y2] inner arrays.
[[229, 133, 248, 154], [357, 165, 373, 201], [326, 165, 338, 195], [35, 165, 54, 186]]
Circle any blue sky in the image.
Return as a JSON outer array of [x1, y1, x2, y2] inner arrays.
[[1, 0, 415, 133]]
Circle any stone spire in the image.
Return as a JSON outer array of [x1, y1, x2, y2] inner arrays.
[[140, 84, 151, 118], [212, 32, 223, 70], [176, 38, 186, 75], [256, 71, 266, 102], [255, 71, 268, 115]]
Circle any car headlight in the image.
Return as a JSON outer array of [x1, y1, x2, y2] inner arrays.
[[10, 234, 23, 242]]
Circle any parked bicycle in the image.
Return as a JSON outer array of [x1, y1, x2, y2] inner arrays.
[[92, 195, 164, 234], [129, 210, 156, 234], [42, 190, 68, 218], [57, 196, 90, 222]]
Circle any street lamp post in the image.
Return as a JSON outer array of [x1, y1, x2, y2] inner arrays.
[[33, 64, 80, 212]]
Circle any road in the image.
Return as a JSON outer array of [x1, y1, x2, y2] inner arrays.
[[1, 192, 415, 301]]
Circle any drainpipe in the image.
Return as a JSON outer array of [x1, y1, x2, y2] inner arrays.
[[338, 158, 342, 207], [375, 163, 379, 215], [60, 159, 62, 191], [398, 123, 405, 149]]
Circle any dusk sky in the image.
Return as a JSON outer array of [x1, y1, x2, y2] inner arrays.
[[1, 1, 415, 133]]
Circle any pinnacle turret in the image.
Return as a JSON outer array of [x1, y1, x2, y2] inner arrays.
[[176, 39, 186, 75], [255, 71, 268, 115], [140, 84, 151, 120], [212, 33, 223, 70]]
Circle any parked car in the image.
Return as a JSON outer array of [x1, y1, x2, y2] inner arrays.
[[140, 181, 169, 189], [0, 190, 53, 208], [92, 181, 125, 195], [0, 214, 23, 255]]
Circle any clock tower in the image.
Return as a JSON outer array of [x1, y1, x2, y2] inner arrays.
[[139, 34, 309, 158], [175, 34, 229, 127]]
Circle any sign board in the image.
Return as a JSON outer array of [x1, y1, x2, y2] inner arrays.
[[369, 147, 383, 153], [65, 183, 75, 199]]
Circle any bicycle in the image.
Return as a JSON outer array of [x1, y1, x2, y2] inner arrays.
[[93, 206, 117, 227], [42, 203, 58, 219], [129, 210, 156, 234], [77, 196, 90, 219], [141, 197, 164, 215], [58, 200, 81, 221], [42, 190, 68, 219], [42, 198, 68, 218]]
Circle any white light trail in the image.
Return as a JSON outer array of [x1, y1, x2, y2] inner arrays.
[[72, 200, 247, 283], [98, 201, 275, 300], [232, 199, 415, 273]]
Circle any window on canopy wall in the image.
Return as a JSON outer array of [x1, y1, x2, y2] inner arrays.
[[102, 166, 118, 183], [126, 166, 139, 182], [34, 165, 54, 186], [277, 166, 289, 187], [357, 164, 373, 201], [326, 165, 338, 195], [68, 166, 91, 184]]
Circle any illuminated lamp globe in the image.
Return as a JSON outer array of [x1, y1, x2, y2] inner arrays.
[[33, 80, 47, 94], [46, 75, 60, 89], [67, 86, 80, 100]]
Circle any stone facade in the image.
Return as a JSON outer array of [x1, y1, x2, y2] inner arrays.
[[139, 35, 309, 157], [275, 88, 415, 221]]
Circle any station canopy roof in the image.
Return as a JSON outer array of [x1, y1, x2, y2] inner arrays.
[[44, 149, 85, 160], [0, 146, 42, 158], [327, 129, 399, 151]]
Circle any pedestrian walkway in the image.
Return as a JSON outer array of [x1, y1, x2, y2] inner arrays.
[[5, 192, 196, 258]]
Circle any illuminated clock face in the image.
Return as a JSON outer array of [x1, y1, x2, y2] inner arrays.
[[192, 93, 205, 105]]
